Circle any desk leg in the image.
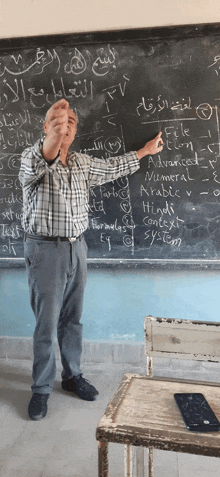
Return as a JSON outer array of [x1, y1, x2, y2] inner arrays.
[[124, 444, 132, 476], [136, 447, 144, 477], [98, 441, 108, 477], [148, 447, 153, 477]]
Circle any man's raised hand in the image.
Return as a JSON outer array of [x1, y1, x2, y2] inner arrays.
[[137, 131, 163, 160], [44, 99, 70, 138], [42, 99, 70, 162]]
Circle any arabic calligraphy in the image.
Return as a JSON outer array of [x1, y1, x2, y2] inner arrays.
[[0, 44, 119, 119], [0, 45, 117, 78], [54, 78, 91, 100], [0, 48, 61, 76], [80, 135, 122, 157], [136, 95, 192, 117], [0, 77, 94, 111], [64, 48, 87, 75], [92, 46, 117, 77], [0, 109, 31, 129]]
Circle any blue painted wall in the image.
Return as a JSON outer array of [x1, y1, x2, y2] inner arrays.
[[1, 267, 220, 340]]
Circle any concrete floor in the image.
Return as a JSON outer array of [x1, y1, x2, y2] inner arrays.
[[1, 358, 220, 477]]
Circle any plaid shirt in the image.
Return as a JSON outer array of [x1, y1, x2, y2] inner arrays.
[[19, 139, 140, 238]]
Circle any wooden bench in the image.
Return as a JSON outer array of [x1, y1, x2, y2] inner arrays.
[[96, 315, 220, 476]]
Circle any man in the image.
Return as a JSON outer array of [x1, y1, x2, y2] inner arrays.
[[19, 98, 163, 420]]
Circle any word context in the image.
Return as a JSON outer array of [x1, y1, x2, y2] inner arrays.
[[1, 44, 220, 257]]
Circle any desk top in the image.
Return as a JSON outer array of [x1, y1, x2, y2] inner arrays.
[[96, 374, 220, 457]]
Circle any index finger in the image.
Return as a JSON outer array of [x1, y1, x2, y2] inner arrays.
[[157, 131, 163, 144]]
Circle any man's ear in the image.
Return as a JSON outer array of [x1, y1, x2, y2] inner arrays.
[[43, 121, 47, 133]]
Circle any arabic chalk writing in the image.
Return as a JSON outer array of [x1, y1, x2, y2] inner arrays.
[[1, 31, 220, 261]]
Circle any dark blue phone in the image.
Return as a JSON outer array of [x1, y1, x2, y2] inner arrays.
[[174, 393, 220, 432]]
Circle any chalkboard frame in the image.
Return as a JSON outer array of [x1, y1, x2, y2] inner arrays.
[[2, 23, 220, 51], [2, 22, 220, 269], [1, 257, 220, 270]]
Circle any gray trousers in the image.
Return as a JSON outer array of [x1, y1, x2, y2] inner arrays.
[[24, 235, 87, 394]]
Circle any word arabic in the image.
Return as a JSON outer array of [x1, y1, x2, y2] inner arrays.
[[0, 45, 118, 81], [0, 109, 31, 129], [51, 78, 91, 101], [65, 48, 87, 75], [64, 46, 117, 77], [91, 46, 117, 77], [0, 49, 61, 76], [64, 46, 116, 76], [80, 136, 122, 156], [137, 95, 192, 116], [0, 77, 93, 110]]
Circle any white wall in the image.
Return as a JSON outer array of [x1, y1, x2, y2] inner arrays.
[[0, 0, 220, 39]]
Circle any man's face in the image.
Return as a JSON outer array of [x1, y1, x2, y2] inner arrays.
[[61, 108, 77, 147]]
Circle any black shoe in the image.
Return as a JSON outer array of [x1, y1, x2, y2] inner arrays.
[[28, 393, 50, 420], [62, 374, 99, 401]]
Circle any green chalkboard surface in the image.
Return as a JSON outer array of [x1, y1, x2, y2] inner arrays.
[[1, 24, 220, 265]]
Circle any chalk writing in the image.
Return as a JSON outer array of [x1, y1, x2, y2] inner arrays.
[[0, 49, 61, 76], [142, 200, 183, 248], [80, 135, 122, 157], [1, 36, 220, 260], [0, 192, 23, 204], [91, 46, 117, 77], [101, 75, 130, 126], [64, 49, 87, 75], [196, 103, 213, 120], [137, 95, 192, 117], [0, 76, 93, 112], [89, 173, 135, 254], [0, 238, 17, 256], [0, 223, 23, 239], [208, 55, 220, 76]]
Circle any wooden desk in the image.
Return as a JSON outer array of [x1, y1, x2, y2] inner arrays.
[[96, 374, 220, 476]]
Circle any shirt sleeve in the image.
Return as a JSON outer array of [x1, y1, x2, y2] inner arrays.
[[87, 151, 140, 188], [19, 139, 59, 189]]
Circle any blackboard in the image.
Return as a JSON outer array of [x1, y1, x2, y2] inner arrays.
[[2, 23, 220, 267]]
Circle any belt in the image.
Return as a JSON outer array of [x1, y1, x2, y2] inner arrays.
[[25, 233, 82, 243]]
